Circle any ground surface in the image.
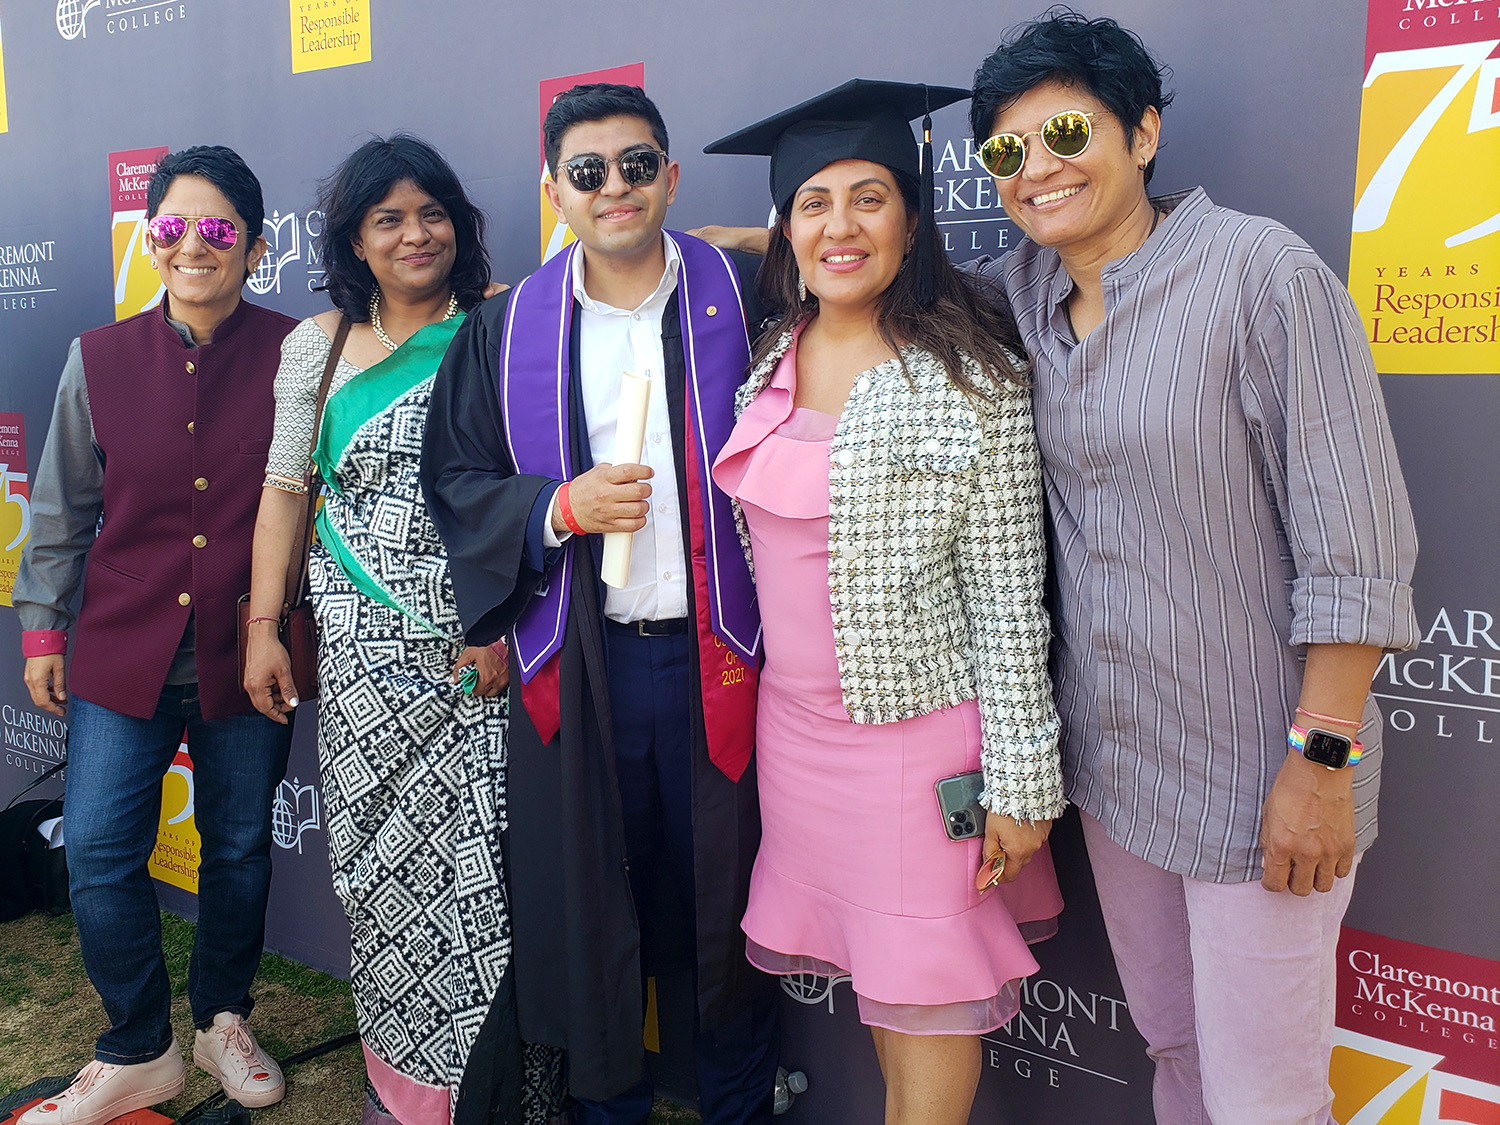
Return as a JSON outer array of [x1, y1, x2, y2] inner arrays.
[[0, 910, 699, 1124]]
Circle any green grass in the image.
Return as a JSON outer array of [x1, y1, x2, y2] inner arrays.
[[0, 910, 363, 1122], [1, 910, 701, 1122]]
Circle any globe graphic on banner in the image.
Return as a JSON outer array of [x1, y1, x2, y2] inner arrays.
[[272, 778, 321, 854], [780, 970, 852, 1013], [55, 0, 99, 40]]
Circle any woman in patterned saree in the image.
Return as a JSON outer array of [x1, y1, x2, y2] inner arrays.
[[243, 135, 560, 1125]]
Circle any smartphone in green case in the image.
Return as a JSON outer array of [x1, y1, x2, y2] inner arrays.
[[934, 770, 985, 841]]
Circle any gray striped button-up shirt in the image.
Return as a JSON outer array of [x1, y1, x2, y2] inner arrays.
[[976, 187, 1419, 882]]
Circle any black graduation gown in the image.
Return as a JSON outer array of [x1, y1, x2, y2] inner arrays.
[[419, 259, 772, 1103]]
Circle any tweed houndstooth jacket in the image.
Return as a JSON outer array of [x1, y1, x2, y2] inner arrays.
[[732, 330, 1066, 823]]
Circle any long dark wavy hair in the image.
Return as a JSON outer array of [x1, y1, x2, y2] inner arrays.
[[751, 169, 1028, 396], [314, 134, 490, 320]]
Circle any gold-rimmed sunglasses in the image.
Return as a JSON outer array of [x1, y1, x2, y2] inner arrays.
[[978, 111, 1096, 180]]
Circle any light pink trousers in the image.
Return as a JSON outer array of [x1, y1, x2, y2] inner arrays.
[[1080, 812, 1357, 1125]]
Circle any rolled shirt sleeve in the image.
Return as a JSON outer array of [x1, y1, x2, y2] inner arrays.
[[1243, 263, 1419, 651]]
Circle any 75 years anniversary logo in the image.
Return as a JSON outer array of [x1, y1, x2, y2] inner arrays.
[[1349, 1, 1500, 374], [1332, 927, 1499, 1124]]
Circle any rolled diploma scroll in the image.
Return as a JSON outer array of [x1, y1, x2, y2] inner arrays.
[[600, 368, 652, 588]]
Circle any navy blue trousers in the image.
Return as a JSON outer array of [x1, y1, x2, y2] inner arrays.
[[575, 626, 777, 1125]]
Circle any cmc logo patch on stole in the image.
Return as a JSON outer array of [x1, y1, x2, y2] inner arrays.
[[1347, 0, 1500, 374], [1332, 926, 1500, 1123], [538, 63, 646, 264], [289, 0, 370, 73], [109, 146, 169, 322]]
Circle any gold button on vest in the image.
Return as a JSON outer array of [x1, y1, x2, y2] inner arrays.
[[185, 361, 196, 374], [194, 477, 209, 491], [192, 535, 207, 548], [178, 592, 192, 606], [187, 421, 195, 434]]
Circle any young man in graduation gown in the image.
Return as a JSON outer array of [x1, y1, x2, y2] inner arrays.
[[420, 83, 779, 1124]]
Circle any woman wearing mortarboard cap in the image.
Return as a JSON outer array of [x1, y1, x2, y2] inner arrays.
[[706, 80, 1066, 1124]]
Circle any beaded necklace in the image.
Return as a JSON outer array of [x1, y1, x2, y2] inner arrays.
[[369, 289, 460, 352]]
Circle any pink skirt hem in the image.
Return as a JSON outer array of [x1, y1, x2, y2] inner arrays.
[[748, 939, 1025, 1034], [742, 858, 1056, 1035]]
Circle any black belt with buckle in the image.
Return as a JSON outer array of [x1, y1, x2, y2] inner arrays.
[[608, 617, 691, 637]]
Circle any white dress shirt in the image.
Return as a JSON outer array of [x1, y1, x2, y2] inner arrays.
[[546, 234, 688, 623]]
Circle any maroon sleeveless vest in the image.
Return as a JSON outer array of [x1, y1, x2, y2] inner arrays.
[[75, 299, 296, 720]]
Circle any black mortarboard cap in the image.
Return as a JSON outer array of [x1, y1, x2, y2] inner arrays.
[[705, 78, 969, 307], [703, 78, 970, 213]]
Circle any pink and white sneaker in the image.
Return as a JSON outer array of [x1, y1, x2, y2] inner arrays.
[[192, 1012, 285, 1108], [19, 1043, 185, 1125]]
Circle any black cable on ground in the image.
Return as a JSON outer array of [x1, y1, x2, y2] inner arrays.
[[275, 1032, 360, 1070], [169, 1031, 362, 1123]]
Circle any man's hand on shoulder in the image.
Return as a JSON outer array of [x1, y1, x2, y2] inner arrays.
[[688, 226, 771, 256]]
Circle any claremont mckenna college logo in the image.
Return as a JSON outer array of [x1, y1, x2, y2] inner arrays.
[[56, 0, 187, 41]]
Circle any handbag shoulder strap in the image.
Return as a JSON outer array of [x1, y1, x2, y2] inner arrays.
[[3, 759, 66, 811], [284, 315, 351, 613]]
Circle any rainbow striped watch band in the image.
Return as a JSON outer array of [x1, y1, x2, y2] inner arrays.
[[1288, 723, 1364, 768]]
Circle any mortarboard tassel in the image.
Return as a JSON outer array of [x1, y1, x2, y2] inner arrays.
[[913, 90, 938, 308]]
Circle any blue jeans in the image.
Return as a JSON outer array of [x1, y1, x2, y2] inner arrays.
[[64, 685, 293, 1063]]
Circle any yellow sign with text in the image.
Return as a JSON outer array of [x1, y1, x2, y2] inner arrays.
[[0, 10, 9, 135], [290, 0, 370, 74], [0, 414, 29, 606], [148, 746, 201, 894], [539, 64, 646, 262], [110, 147, 169, 321], [1348, 30, 1500, 374]]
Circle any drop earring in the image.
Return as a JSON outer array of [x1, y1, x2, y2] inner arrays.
[[797, 273, 807, 303]]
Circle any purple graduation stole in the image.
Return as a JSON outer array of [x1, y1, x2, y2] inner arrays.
[[500, 232, 760, 780]]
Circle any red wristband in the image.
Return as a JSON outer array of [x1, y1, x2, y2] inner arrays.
[[558, 482, 586, 536], [22, 630, 67, 658]]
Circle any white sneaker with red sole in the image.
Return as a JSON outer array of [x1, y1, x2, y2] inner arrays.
[[19, 1043, 185, 1125], [192, 1012, 285, 1108]]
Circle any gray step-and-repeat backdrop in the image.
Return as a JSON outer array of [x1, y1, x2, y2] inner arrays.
[[1, 1, 1495, 1121]]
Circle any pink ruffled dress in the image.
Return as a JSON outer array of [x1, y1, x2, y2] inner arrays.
[[713, 332, 1063, 1035]]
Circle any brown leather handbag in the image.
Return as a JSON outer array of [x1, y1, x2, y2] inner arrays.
[[237, 315, 351, 704]]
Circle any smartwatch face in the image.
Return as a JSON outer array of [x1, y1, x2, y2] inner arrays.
[[1303, 729, 1353, 769]]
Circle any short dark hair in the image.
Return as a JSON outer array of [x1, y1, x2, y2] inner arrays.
[[971, 8, 1173, 184], [543, 83, 669, 176], [146, 145, 265, 238], [314, 133, 491, 320], [754, 169, 1029, 399]]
